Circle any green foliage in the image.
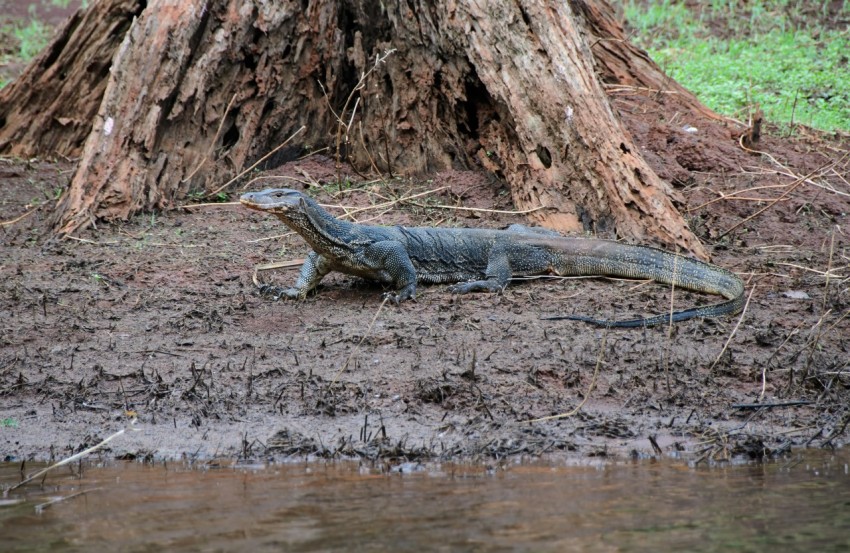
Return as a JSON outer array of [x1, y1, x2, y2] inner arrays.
[[12, 18, 51, 61], [1, 417, 19, 428], [187, 190, 231, 203], [616, 0, 850, 131]]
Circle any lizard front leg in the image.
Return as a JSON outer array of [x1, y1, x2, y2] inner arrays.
[[362, 241, 418, 303], [260, 251, 333, 300]]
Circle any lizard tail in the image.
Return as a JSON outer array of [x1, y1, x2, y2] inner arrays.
[[541, 240, 746, 328], [541, 300, 744, 328]]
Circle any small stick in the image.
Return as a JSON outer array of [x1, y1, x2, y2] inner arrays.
[[709, 285, 756, 373], [329, 296, 390, 386], [180, 201, 241, 210], [602, 84, 679, 95], [183, 91, 239, 183], [803, 231, 837, 380], [298, 146, 330, 160], [0, 206, 39, 226], [63, 235, 119, 245], [717, 170, 814, 239], [526, 329, 608, 423], [687, 183, 790, 212], [5, 426, 131, 494], [247, 232, 294, 243], [775, 262, 847, 278], [723, 150, 849, 239], [405, 201, 547, 215], [326, 49, 396, 179], [758, 323, 802, 402], [327, 187, 449, 219], [35, 488, 103, 513], [207, 125, 307, 196], [738, 142, 849, 198], [821, 308, 850, 336], [732, 400, 813, 410], [241, 174, 316, 189], [252, 259, 305, 287], [664, 252, 679, 396], [359, 120, 384, 179]]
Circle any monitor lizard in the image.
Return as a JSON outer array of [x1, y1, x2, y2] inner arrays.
[[240, 188, 744, 328]]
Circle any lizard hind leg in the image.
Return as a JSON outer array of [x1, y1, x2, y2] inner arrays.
[[446, 246, 511, 294]]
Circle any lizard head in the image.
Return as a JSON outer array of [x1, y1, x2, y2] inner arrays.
[[240, 188, 306, 215]]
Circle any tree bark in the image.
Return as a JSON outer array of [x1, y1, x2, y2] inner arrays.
[[1, 0, 712, 257], [0, 0, 142, 157]]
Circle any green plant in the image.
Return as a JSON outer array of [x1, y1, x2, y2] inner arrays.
[[615, 0, 850, 132], [13, 19, 51, 61], [1, 417, 18, 428]]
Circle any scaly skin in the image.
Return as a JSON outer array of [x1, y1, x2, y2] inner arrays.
[[240, 188, 745, 328]]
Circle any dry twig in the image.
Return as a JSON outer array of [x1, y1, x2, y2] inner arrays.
[[526, 329, 608, 423], [183, 91, 239, 183], [709, 285, 756, 374], [207, 125, 307, 197], [330, 296, 390, 386], [0, 206, 39, 226], [5, 424, 133, 494]]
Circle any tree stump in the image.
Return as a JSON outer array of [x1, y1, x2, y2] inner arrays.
[[0, 0, 715, 257]]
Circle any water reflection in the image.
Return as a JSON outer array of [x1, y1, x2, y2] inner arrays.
[[2, 452, 849, 552]]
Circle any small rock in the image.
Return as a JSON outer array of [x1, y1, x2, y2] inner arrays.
[[783, 290, 810, 300]]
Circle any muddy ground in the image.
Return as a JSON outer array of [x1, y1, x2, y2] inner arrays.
[[3, 100, 849, 466], [2, 4, 850, 462]]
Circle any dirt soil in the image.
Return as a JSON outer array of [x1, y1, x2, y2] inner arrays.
[[2, 31, 849, 467]]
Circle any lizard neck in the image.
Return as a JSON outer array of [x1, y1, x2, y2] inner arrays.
[[277, 196, 365, 255]]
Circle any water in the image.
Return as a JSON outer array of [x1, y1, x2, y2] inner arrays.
[[2, 451, 849, 552]]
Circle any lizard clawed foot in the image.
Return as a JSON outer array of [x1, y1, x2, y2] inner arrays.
[[446, 283, 467, 295], [382, 291, 401, 305], [447, 281, 505, 295], [258, 284, 302, 301], [382, 291, 416, 305]]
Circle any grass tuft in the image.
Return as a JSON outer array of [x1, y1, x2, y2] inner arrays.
[[616, 0, 850, 132]]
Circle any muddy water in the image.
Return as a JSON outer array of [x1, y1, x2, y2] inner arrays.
[[2, 452, 849, 552]]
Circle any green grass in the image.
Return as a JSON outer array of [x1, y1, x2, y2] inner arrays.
[[616, 0, 850, 132], [1, 16, 52, 88], [1, 417, 19, 428], [12, 18, 51, 61], [1, 2, 79, 88]]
